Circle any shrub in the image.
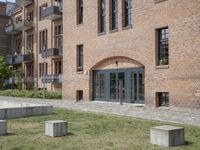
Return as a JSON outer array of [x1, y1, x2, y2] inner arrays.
[[0, 90, 62, 100]]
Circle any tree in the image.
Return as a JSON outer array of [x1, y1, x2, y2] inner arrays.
[[0, 56, 13, 90], [12, 66, 24, 90]]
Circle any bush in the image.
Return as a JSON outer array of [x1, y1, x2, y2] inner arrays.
[[0, 90, 62, 100]]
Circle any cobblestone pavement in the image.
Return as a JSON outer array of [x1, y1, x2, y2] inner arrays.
[[0, 96, 200, 127]]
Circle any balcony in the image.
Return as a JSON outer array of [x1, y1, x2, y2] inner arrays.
[[41, 75, 62, 84], [5, 55, 15, 65], [17, 0, 33, 7], [14, 54, 33, 64], [5, 25, 19, 34], [24, 20, 34, 30], [41, 6, 62, 20], [15, 21, 23, 31], [42, 48, 62, 58]]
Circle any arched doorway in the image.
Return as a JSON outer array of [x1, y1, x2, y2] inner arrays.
[[90, 56, 145, 104]]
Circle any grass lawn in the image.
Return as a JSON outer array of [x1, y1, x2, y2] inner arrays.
[[0, 109, 200, 150]]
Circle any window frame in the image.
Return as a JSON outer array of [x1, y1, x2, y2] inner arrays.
[[109, 0, 118, 31], [39, 29, 48, 53], [122, 0, 132, 28], [156, 92, 169, 107], [77, 0, 83, 25], [156, 27, 169, 66], [98, 0, 106, 34], [77, 44, 84, 72]]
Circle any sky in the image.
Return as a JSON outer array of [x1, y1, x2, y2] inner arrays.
[[0, 0, 15, 3]]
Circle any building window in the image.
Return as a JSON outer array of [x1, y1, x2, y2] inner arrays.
[[15, 16, 22, 24], [157, 92, 169, 107], [26, 11, 33, 22], [39, 29, 48, 53], [77, 45, 83, 72], [55, 0, 62, 10], [157, 27, 169, 66], [76, 90, 83, 101], [39, 3, 48, 20], [122, 0, 132, 28], [39, 63, 48, 77], [26, 34, 34, 52], [98, 0, 106, 33], [109, 0, 118, 31], [77, 0, 83, 25], [26, 63, 33, 77], [15, 34, 22, 54], [54, 60, 62, 75], [55, 25, 63, 50]]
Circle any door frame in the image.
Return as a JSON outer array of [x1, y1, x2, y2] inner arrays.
[[93, 67, 145, 103]]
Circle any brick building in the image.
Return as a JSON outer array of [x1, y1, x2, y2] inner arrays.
[[0, 2, 10, 56], [62, 0, 200, 108], [5, 0, 63, 92], [5, 0, 200, 108]]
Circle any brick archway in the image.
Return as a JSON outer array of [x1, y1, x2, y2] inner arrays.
[[89, 56, 145, 101], [90, 56, 144, 71]]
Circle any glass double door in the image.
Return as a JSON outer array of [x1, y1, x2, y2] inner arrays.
[[110, 72, 125, 100], [93, 68, 144, 103]]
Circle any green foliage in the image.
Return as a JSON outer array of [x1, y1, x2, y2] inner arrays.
[[12, 67, 24, 90], [0, 56, 13, 89], [159, 59, 168, 65], [0, 90, 62, 99], [26, 49, 33, 55]]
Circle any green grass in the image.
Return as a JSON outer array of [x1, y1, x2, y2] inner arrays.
[[0, 108, 200, 150], [0, 90, 62, 99]]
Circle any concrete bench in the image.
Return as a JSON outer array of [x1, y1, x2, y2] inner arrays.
[[150, 125, 185, 147], [45, 120, 67, 137], [0, 120, 7, 136]]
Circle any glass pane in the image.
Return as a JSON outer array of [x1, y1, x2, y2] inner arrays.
[[110, 73, 116, 99], [94, 73, 105, 99], [118, 72, 125, 99], [131, 72, 137, 101], [138, 72, 144, 100]]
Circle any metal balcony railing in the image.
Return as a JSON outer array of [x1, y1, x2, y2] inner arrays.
[[41, 75, 62, 84], [41, 6, 62, 20], [5, 24, 19, 34], [5, 55, 15, 65], [41, 48, 63, 58], [5, 77, 16, 85], [15, 21, 23, 31], [14, 54, 33, 64]]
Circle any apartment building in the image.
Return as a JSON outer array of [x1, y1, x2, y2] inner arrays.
[[5, 0, 63, 92], [62, 0, 200, 108], [5, 0, 200, 109], [0, 2, 10, 56]]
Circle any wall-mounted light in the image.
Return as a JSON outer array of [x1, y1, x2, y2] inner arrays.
[[116, 60, 118, 66]]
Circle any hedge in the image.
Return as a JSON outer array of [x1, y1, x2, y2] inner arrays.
[[0, 90, 62, 99]]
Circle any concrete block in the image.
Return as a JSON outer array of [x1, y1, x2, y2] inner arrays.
[[0, 120, 7, 136], [45, 120, 67, 137], [150, 125, 185, 147]]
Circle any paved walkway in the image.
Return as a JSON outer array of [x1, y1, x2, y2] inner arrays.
[[0, 96, 200, 127]]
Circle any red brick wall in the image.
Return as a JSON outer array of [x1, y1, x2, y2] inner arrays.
[[62, 0, 200, 109]]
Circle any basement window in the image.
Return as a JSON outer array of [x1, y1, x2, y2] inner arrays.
[[76, 90, 83, 101], [156, 92, 169, 107]]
